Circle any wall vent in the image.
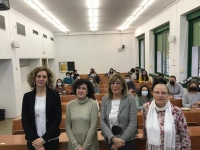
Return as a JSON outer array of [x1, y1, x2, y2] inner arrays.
[[43, 34, 47, 38], [33, 30, 38, 35]]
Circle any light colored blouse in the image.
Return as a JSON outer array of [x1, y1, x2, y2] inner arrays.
[[35, 96, 46, 137], [109, 100, 120, 128]]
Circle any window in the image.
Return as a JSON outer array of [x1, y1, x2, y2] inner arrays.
[[154, 24, 170, 75], [17, 22, 26, 36], [0, 15, 5, 30], [187, 9, 200, 77], [137, 34, 145, 69]]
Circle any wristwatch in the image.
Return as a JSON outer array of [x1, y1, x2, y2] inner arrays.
[[41, 138, 46, 144]]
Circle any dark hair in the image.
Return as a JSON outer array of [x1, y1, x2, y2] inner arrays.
[[72, 79, 95, 100], [135, 66, 139, 69], [126, 75, 131, 78], [66, 72, 71, 76], [109, 68, 114, 74], [169, 75, 176, 80], [188, 81, 199, 92], [130, 68, 135, 73], [55, 78, 64, 88], [113, 70, 116, 72], [158, 74, 164, 77], [141, 70, 149, 81], [136, 85, 152, 98], [73, 70, 77, 72]]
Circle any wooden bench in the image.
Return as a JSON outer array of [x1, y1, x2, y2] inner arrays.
[[99, 88, 108, 94], [98, 84, 108, 88]]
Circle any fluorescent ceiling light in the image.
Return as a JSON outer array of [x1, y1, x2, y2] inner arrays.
[[119, 0, 155, 31], [25, 0, 68, 33], [88, 0, 98, 32]]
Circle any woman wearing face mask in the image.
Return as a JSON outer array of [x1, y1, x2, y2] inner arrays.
[[182, 81, 200, 108], [139, 70, 151, 83], [135, 85, 153, 110], [88, 76, 100, 94], [54, 79, 66, 94]]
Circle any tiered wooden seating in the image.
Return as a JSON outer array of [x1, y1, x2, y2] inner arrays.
[[98, 84, 108, 88], [134, 82, 152, 90], [94, 94, 105, 101], [61, 95, 76, 102], [169, 98, 183, 107], [99, 88, 108, 94], [64, 85, 72, 94], [3, 127, 200, 150]]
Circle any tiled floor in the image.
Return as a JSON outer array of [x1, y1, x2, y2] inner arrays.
[[0, 118, 13, 135]]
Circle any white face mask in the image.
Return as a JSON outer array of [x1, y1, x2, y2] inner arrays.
[[57, 83, 62, 86], [142, 91, 148, 96], [89, 80, 93, 83], [77, 76, 80, 79], [66, 75, 70, 78], [90, 74, 95, 77], [126, 79, 130, 83]]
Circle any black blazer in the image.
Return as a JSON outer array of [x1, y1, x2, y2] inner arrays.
[[21, 88, 62, 142]]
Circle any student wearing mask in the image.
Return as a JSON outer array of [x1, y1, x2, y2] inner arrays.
[[54, 79, 66, 94], [139, 70, 151, 83], [167, 75, 185, 99], [152, 74, 167, 90], [63, 72, 74, 85], [182, 81, 200, 108], [108, 68, 114, 77], [125, 75, 137, 93], [89, 69, 100, 84], [131, 67, 140, 80], [135, 85, 153, 110], [88, 76, 100, 94]]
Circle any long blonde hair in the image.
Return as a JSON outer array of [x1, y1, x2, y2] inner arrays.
[[107, 73, 128, 99]]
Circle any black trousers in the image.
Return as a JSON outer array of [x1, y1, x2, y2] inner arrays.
[[106, 139, 136, 150], [27, 139, 59, 150]]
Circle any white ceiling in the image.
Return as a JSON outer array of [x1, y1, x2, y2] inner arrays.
[[9, 0, 176, 33]]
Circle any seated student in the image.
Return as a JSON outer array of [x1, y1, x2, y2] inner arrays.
[[71, 69, 79, 80], [135, 85, 153, 110], [63, 72, 74, 85], [127, 68, 135, 76], [139, 70, 151, 83], [125, 75, 137, 93], [182, 81, 200, 108], [108, 68, 114, 77], [89, 69, 100, 84], [168, 75, 185, 99], [88, 76, 100, 94], [152, 73, 167, 90], [54, 79, 66, 94], [131, 67, 140, 80]]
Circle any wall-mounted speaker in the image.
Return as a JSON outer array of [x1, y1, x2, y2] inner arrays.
[[11, 41, 20, 48], [168, 35, 176, 43]]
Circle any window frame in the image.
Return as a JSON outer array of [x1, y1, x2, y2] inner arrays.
[[187, 9, 200, 77], [153, 23, 170, 76], [138, 34, 145, 69]]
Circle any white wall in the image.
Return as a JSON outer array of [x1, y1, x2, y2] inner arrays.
[[55, 33, 135, 79], [134, 0, 200, 81], [0, 8, 56, 118]]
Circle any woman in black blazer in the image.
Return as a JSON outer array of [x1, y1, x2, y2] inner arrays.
[[22, 67, 62, 150]]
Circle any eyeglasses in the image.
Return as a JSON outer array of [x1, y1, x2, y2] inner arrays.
[[110, 82, 121, 85], [153, 91, 168, 96]]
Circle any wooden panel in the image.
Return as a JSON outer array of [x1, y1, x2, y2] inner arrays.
[[94, 94, 105, 101], [98, 84, 108, 88], [62, 95, 76, 102], [61, 102, 67, 113], [100, 88, 108, 94]]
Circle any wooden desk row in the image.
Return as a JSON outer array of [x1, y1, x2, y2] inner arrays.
[[2, 127, 200, 150], [12, 107, 200, 135]]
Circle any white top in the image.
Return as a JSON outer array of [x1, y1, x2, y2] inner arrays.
[[109, 99, 120, 128], [35, 96, 46, 137]]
